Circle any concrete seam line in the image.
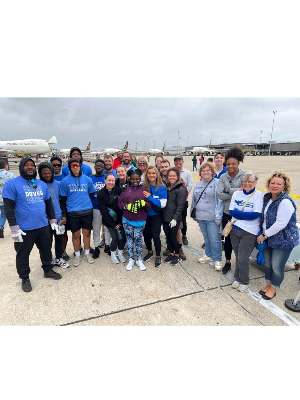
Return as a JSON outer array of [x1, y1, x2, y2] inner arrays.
[[185, 244, 300, 326]]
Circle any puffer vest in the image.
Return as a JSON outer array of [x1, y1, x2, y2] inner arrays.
[[261, 192, 299, 249]]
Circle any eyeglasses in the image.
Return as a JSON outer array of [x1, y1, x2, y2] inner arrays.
[[201, 169, 211, 173], [243, 181, 256, 184], [30, 178, 37, 189], [71, 163, 80, 168], [52, 164, 61, 167]]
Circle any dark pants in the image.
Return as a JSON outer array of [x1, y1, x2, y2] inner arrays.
[[49, 226, 63, 260], [163, 221, 180, 254], [181, 201, 188, 236], [14, 225, 53, 279], [143, 214, 162, 256], [222, 212, 233, 260], [107, 226, 126, 252]]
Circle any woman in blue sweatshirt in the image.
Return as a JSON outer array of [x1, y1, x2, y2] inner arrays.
[[118, 170, 151, 271], [228, 171, 263, 292], [142, 166, 167, 268]]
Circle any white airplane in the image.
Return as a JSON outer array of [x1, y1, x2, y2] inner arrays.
[[60, 142, 98, 156], [148, 143, 166, 155], [0, 136, 57, 157], [102, 141, 129, 155], [192, 146, 214, 155]]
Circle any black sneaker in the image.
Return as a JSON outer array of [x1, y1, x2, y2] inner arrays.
[[44, 269, 62, 280], [163, 248, 170, 256], [92, 246, 100, 259], [179, 247, 186, 260], [202, 243, 205, 249], [0, 228, 4, 238], [170, 256, 181, 265], [22, 278, 32, 292], [155, 257, 161, 267], [104, 245, 111, 256], [62, 251, 70, 261], [164, 254, 174, 263], [143, 252, 154, 262], [222, 262, 231, 274], [182, 235, 189, 245], [90, 247, 95, 254]]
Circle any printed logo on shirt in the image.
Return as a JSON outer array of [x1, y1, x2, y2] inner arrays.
[[235, 199, 254, 209], [93, 182, 105, 196], [23, 185, 44, 204], [68, 183, 89, 192]]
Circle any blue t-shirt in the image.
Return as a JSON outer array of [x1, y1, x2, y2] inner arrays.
[[59, 174, 95, 212], [90, 175, 106, 209], [147, 184, 168, 216], [53, 173, 65, 182], [103, 169, 117, 178], [62, 163, 93, 177], [2, 176, 51, 231], [46, 180, 62, 222]]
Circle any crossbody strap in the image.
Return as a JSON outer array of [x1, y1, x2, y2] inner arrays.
[[232, 190, 256, 225], [194, 178, 214, 208]]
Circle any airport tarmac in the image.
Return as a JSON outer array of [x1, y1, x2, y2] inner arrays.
[[1, 155, 300, 326]]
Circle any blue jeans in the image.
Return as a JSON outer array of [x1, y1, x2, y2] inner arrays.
[[263, 246, 293, 288], [197, 220, 222, 261], [0, 204, 6, 229]]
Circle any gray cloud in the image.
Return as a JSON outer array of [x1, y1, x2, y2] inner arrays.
[[0, 98, 299, 151]]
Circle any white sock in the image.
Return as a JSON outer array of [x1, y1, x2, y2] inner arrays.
[[75, 251, 80, 257], [111, 251, 116, 257], [85, 249, 90, 255]]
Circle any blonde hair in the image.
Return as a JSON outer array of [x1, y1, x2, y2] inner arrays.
[[143, 165, 162, 191], [199, 161, 215, 177], [137, 156, 148, 167], [265, 170, 291, 194]]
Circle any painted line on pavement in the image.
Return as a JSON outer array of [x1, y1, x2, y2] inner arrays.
[[185, 243, 300, 326]]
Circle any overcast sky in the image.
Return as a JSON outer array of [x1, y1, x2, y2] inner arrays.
[[0, 97, 299, 151]]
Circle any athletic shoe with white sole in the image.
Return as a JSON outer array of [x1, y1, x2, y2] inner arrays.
[[117, 253, 126, 263], [126, 259, 135, 271], [111, 255, 119, 264], [238, 284, 249, 292], [198, 255, 213, 263], [84, 253, 95, 264], [231, 281, 240, 289], [73, 256, 81, 267], [53, 258, 70, 268], [155, 257, 161, 267], [214, 261, 222, 271], [136, 260, 146, 271], [143, 252, 154, 262]]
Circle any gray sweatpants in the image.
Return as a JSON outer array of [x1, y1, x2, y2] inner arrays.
[[230, 228, 257, 285]]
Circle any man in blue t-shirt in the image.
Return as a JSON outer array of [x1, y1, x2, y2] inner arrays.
[[61, 147, 93, 177], [90, 159, 106, 258], [50, 156, 65, 182], [2, 157, 63, 292], [60, 157, 95, 267]]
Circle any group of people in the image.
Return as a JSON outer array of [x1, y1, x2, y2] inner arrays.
[[1, 145, 299, 302], [191, 146, 299, 300]]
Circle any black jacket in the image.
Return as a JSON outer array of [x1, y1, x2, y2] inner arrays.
[[97, 185, 123, 229], [163, 180, 186, 223]]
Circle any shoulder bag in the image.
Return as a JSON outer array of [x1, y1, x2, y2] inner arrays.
[[191, 178, 214, 219]]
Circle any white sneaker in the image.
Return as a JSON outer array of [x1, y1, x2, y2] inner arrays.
[[84, 253, 95, 264], [111, 255, 119, 264], [238, 284, 249, 292], [118, 253, 126, 263], [214, 261, 222, 270], [73, 256, 81, 267], [231, 280, 240, 289], [126, 259, 135, 271], [54, 258, 69, 268], [136, 260, 146, 271], [198, 255, 213, 263]]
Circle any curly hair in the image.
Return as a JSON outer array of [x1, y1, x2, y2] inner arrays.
[[225, 146, 244, 163], [199, 161, 215, 176], [265, 170, 291, 194]]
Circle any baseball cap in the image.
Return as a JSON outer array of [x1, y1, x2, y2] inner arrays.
[[174, 155, 183, 160]]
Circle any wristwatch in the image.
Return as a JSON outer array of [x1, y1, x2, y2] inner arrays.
[[262, 233, 268, 240]]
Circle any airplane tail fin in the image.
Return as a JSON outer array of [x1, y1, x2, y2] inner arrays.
[[208, 139, 212, 148], [123, 141, 128, 149], [48, 136, 57, 144], [86, 142, 91, 151], [162, 143, 165, 151]]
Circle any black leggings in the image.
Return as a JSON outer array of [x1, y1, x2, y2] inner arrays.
[[222, 212, 233, 261], [107, 226, 126, 252], [181, 201, 188, 236], [143, 214, 162, 256], [163, 221, 180, 255]]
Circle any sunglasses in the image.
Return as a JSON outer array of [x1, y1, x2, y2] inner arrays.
[[52, 164, 61, 167], [71, 163, 80, 168], [30, 178, 37, 189], [138, 162, 146, 165], [272, 173, 286, 182]]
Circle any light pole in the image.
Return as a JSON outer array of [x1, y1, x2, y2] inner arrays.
[[154, 141, 155, 148], [144, 141, 145, 152], [268, 111, 277, 156], [260, 130, 263, 143], [136, 143, 137, 150], [177, 131, 181, 153]]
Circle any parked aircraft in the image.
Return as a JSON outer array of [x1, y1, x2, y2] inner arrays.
[[148, 143, 166, 155], [102, 141, 130, 155], [0, 136, 57, 157], [192, 146, 214, 155], [60, 142, 98, 156]]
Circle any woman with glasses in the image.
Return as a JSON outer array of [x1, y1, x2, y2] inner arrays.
[[136, 156, 148, 184], [229, 171, 263, 292], [257, 170, 299, 300], [192, 162, 223, 271], [217, 147, 246, 274]]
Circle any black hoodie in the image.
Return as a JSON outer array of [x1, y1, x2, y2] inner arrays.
[[19, 157, 37, 180], [38, 162, 54, 183], [69, 147, 83, 163]]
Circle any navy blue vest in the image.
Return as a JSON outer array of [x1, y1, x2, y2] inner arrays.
[[261, 192, 299, 249]]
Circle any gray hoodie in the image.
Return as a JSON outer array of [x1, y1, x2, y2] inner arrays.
[[217, 169, 246, 214]]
